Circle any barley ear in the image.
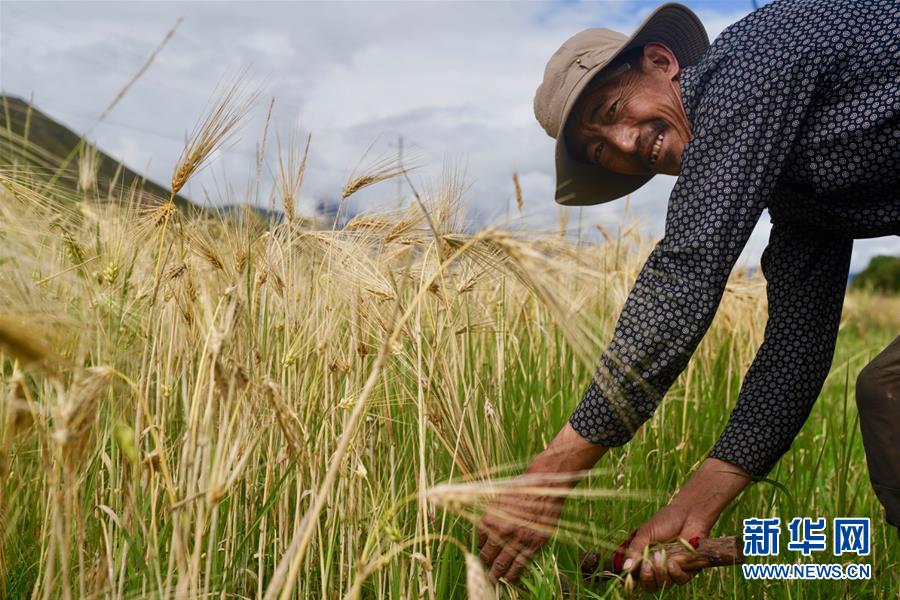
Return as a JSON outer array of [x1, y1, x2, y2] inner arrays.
[[171, 76, 258, 195], [465, 553, 496, 600], [0, 316, 63, 374]]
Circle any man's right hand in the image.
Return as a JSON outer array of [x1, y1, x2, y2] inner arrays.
[[476, 423, 608, 581], [477, 472, 567, 581]]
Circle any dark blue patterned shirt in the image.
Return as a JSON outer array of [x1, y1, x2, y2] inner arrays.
[[569, 0, 900, 476]]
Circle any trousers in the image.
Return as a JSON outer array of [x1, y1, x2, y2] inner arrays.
[[856, 334, 900, 529]]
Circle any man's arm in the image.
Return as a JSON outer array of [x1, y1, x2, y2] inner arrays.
[[709, 218, 853, 475], [624, 217, 853, 592], [570, 44, 835, 449]]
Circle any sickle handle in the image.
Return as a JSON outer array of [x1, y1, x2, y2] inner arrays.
[[580, 535, 745, 580]]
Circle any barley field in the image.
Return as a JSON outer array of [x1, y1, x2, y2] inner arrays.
[[1, 90, 898, 600]]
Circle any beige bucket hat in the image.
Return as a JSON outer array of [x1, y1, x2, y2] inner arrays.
[[534, 3, 709, 206]]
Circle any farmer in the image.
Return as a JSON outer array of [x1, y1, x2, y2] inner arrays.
[[477, 0, 900, 592]]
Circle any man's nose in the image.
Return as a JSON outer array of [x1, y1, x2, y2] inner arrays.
[[603, 124, 638, 156]]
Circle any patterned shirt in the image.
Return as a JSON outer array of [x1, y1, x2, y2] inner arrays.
[[569, 0, 900, 476]]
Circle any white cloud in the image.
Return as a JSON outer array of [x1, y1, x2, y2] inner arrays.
[[1, 0, 895, 273]]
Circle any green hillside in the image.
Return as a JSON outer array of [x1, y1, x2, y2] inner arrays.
[[1, 95, 190, 207]]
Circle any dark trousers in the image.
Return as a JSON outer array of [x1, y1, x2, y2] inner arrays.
[[856, 334, 900, 529]]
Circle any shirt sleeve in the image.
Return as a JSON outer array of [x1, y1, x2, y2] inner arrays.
[[709, 218, 852, 476], [569, 48, 825, 447]]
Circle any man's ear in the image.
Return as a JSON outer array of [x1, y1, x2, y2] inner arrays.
[[640, 42, 680, 80]]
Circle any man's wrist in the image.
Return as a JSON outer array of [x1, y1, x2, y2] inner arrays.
[[526, 422, 608, 488], [669, 458, 751, 526]]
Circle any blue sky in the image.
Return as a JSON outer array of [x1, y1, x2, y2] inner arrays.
[[1, 0, 896, 271]]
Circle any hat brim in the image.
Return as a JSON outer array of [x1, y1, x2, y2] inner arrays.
[[553, 2, 709, 206]]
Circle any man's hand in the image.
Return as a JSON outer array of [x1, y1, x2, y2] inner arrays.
[[477, 473, 567, 581], [476, 423, 607, 581], [621, 503, 710, 592], [621, 458, 751, 593]]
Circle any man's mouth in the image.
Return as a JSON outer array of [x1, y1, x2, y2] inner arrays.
[[648, 130, 664, 168]]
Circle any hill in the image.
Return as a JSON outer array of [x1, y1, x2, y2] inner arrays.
[[1, 95, 190, 207]]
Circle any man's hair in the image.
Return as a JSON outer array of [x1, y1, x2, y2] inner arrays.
[[565, 45, 645, 163], [576, 46, 645, 114], [603, 45, 645, 79]]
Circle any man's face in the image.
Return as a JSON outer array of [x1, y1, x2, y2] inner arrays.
[[564, 43, 690, 177]]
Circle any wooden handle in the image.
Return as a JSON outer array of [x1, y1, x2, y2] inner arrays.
[[580, 536, 744, 580]]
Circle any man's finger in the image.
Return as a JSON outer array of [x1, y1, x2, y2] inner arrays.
[[477, 517, 503, 552], [651, 550, 670, 589], [639, 557, 658, 593], [666, 558, 692, 585], [501, 546, 536, 582], [489, 545, 520, 580], [479, 535, 504, 566], [623, 528, 652, 571]]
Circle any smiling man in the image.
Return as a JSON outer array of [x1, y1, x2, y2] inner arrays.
[[477, 0, 900, 592], [564, 44, 691, 178]]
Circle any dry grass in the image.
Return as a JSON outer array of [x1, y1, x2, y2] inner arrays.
[[1, 87, 898, 600]]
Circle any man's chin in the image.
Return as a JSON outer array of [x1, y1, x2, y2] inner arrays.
[[654, 160, 680, 176]]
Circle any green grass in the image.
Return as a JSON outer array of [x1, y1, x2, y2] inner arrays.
[[404, 294, 899, 600]]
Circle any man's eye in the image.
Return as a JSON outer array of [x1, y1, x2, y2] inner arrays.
[[607, 100, 618, 119]]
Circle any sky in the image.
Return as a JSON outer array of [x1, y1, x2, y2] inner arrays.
[[1, 0, 897, 272]]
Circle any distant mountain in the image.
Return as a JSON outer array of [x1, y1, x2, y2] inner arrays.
[[1, 95, 190, 207], [0, 96, 352, 226]]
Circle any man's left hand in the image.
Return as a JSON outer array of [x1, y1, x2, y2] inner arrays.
[[620, 502, 711, 593], [617, 457, 752, 593]]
